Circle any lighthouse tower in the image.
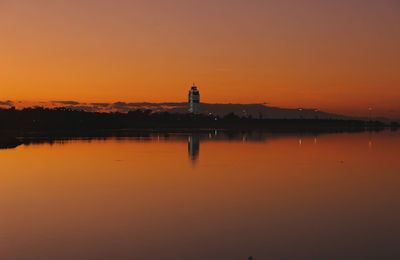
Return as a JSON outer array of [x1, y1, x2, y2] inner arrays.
[[188, 84, 200, 114]]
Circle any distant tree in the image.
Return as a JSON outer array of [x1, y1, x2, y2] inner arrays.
[[223, 112, 239, 121]]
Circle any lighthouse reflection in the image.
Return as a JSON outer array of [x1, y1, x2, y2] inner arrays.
[[186, 131, 327, 164], [188, 134, 200, 163]]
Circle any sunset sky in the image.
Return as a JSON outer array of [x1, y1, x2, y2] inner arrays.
[[1, 0, 399, 118]]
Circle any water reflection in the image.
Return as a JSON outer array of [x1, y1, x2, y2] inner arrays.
[[1, 130, 396, 160], [188, 134, 200, 163], [0, 131, 400, 259]]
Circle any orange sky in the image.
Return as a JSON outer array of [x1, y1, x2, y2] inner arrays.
[[0, 0, 399, 118]]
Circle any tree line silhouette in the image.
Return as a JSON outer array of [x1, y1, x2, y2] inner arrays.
[[0, 107, 393, 134]]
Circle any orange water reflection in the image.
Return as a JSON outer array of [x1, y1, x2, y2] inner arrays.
[[0, 131, 399, 259]]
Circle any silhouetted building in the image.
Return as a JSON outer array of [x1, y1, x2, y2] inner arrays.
[[188, 84, 200, 114]]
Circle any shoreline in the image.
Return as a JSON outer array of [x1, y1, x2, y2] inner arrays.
[[1, 126, 397, 150]]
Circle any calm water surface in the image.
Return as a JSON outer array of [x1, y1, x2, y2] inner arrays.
[[0, 131, 399, 260]]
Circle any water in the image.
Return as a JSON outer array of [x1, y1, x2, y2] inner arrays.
[[0, 131, 399, 260]]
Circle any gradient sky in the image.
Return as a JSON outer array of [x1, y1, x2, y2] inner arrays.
[[1, 0, 399, 117]]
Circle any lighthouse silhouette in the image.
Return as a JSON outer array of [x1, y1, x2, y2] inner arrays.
[[188, 83, 200, 114]]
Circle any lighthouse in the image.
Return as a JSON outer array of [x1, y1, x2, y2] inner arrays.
[[188, 84, 200, 114]]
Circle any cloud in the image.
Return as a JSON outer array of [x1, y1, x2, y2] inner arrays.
[[90, 103, 110, 107], [0, 100, 14, 107]]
